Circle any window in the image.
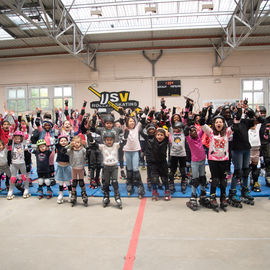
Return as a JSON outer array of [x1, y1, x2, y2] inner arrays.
[[53, 86, 73, 109], [6, 85, 73, 113], [241, 79, 267, 110], [7, 87, 27, 112]]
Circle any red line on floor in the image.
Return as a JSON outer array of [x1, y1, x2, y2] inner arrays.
[[123, 198, 147, 270]]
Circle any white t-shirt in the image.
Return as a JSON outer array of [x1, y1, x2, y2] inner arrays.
[[99, 143, 120, 166], [248, 123, 261, 147]]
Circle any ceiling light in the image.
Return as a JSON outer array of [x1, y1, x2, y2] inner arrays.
[[91, 9, 102, 16], [145, 6, 157, 13]]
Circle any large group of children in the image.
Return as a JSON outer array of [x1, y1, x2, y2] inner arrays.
[[0, 97, 270, 212]]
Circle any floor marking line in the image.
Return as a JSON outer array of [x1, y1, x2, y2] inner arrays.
[[123, 198, 147, 270]]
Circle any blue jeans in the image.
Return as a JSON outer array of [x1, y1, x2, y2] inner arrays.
[[125, 151, 140, 171], [231, 149, 250, 189]]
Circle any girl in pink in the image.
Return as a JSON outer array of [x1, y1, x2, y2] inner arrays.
[[200, 109, 233, 212]]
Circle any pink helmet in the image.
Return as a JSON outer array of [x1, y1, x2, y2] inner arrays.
[[58, 134, 69, 141], [14, 130, 24, 137]]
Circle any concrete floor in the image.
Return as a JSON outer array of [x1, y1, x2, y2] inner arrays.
[[1, 169, 270, 270]]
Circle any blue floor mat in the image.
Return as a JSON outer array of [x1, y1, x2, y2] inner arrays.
[[1, 176, 269, 198]]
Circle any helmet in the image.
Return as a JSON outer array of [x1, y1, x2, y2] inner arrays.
[[103, 114, 114, 123], [146, 124, 156, 133], [212, 114, 225, 123], [36, 139, 46, 146], [58, 134, 69, 141], [103, 131, 115, 140], [42, 120, 53, 127], [173, 121, 184, 130], [259, 105, 266, 114], [14, 130, 24, 137]]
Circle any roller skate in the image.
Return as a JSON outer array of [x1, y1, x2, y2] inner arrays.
[[199, 190, 211, 208], [152, 190, 159, 201], [23, 188, 31, 199], [251, 182, 261, 192], [181, 179, 187, 194], [228, 189, 242, 208], [220, 195, 228, 212], [81, 191, 88, 207], [103, 192, 110, 208], [57, 191, 64, 204], [70, 191, 77, 207], [120, 170, 126, 180], [210, 194, 219, 212], [46, 187, 53, 199], [115, 194, 122, 209], [95, 177, 101, 187], [37, 188, 43, 200], [138, 184, 145, 199], [7, 191, 14, 200], [186, 194, 198, 211], [164, 190, 171, 201], [241, 186, 255, 205], [90, 179, 98, 189]]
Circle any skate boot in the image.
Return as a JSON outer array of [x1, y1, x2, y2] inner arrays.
[[95, 177, 101, 187], [7, 190, 14, 200], [81, 191, 88, 207], [152, 189, 159, 201], [120, 170, 126, 180], [220, 194, 228, 212], [252, 181, 261, 192], [50, 179, 56, 186], [147, 178, 152, 191], [199, 190, 211, 208], [181, 179, 187, 194], [115, 193, 122, 209], [186, 194, 198, 211], [169, 180, 176, 194], [210, 194, 219, 212], [103, 192, 110, 208], [228, 189, 242, 208], [46, 187, 53, 199], [127, 184, 134, 196], [90, 179, 98, 189], [15, 181, 24, 194], [23, 188, 31, 199], [164, 190, 171, 201], [241, 186, 255, 205], [37, 188, 43, 200], [70, 191, 77, 207], [57, 191, 64, 204]]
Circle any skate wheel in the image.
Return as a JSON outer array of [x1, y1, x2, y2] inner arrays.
[[7, 195, 14, 200]]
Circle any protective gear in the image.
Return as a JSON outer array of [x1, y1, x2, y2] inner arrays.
[[259, 105, 266, 114], [173, 121, 184, 130], [42, 120, 53, 127], [186, 193, 198, 211], [212, 114, 225, 124], [126, 170, 134, 195], [190, 178, 200, 188], [199, 176, 207, 186], [245, 108, 255, 119], [36, 139, 46, 146], [58, 134, 69, 141], [103, 131, 115, 140], [103, 114, 114, 123], [13, 130, 24, 137], [210, 194, 219, 212]]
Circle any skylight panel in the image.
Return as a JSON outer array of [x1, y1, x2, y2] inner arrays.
[[0, 28, 14, 40]]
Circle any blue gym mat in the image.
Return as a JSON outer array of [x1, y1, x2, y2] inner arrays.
[[0, 175, 269, 198]]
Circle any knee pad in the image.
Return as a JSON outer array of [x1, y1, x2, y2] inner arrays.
[[152, 176, 159, 185], [44, 179, 51, 186], [111, 179, 119, 190], [72, 179, 78, 188], [199, 176, 207, 186], [242, 168, 250, 178], [190, 178, 200, 188], [10, 177, 17, 184], [79, 180, 85, 188], [211, 178, 219, 188], [21, 175, 27, 181], [233, 169, 242, 179], [38, 178, 44, 186]]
